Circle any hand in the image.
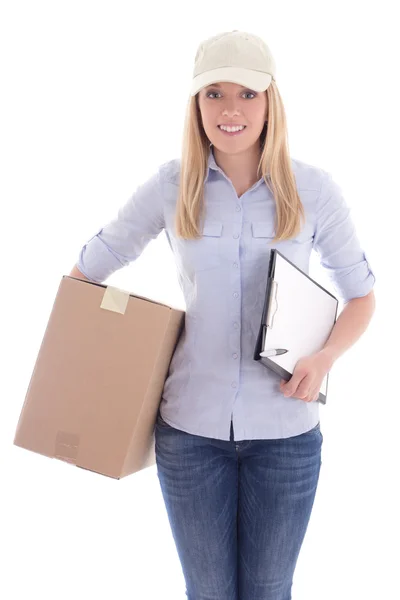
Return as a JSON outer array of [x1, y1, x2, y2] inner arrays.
[[280, 351, 332, 402]]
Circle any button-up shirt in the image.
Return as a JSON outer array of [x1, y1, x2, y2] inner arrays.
[[77, 146, 376, 441]]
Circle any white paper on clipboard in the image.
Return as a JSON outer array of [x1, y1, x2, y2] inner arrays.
[[261, 252, 338, 398]]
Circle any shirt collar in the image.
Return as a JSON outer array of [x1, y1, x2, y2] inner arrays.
[[204, 144, 221, 183]]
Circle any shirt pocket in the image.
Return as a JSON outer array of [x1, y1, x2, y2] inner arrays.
[[181, 220, 223, 272], [250, 221, 313, 262], [249, 221, 276, 261]]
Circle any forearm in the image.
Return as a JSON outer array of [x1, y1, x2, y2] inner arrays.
[[69, 265, 93, 282], [318, 291, 376, 370]]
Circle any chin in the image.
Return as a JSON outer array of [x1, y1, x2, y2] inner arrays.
[[210, 137, 258, 154]]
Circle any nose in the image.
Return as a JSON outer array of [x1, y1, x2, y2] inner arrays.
[[222, 99, 241, 117]]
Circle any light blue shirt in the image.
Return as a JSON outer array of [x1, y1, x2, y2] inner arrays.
[[77, 146, 376, 441]]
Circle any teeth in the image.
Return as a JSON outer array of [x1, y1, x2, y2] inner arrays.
[[219, 125, 245, 132]]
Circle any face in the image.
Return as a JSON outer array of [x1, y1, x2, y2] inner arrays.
[[197, 81, 268, 153]]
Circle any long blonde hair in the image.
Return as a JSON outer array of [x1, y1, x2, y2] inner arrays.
[[174, 80, 305, 244]]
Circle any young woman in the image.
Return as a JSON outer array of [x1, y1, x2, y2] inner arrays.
[[72, 30, 376, 600]]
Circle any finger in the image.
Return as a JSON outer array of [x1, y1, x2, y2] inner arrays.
[[292, 379, 312, 399], [282, 373, 307, 396], [310, 386, 320, 402], [302, 381, 320, 402]]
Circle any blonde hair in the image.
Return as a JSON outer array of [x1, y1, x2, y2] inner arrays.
[[174, 80, 305, 244]]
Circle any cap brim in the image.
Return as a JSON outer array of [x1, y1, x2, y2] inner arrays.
[[190, 67, 273, 96]]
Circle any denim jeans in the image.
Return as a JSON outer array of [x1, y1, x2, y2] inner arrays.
[[155, 409, 323, 600]]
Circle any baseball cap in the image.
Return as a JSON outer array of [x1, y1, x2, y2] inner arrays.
[[190, 30, 277, 97]]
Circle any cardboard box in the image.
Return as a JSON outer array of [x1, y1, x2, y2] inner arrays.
[[13, 276, 185, 479]]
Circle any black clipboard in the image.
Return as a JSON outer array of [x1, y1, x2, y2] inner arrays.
[[253, 249, 339, 405]]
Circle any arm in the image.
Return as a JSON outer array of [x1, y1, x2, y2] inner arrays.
[[313, 170, 377, 369], [69, 265, 94, 282], [318, 290, 376, 370], [75, 166, 165, 283]]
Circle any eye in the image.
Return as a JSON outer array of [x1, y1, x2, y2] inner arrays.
[[206, 90, 256, 99]]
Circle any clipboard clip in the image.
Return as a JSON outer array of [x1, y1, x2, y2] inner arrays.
[[266, 279, 279, 329]]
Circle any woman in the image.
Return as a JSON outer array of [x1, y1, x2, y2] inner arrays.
[[153, 31, 376, 600], [72, 30, 376, 600]]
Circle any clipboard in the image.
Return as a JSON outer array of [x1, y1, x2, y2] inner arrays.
[[253, 249, 339, 404]]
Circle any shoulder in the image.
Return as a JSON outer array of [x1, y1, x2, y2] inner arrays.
[[158, 157, 181, 186], [290, 157, 330, 192]]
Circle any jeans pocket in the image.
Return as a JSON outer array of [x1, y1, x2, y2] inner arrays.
[[156, 410, 172, 429], [305, 421, 321, 435], [312, 421, 323, 443]]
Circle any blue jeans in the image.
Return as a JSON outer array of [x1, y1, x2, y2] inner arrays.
[[155, 410, 323, 600]]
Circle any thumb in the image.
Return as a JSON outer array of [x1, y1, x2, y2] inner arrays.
[[280, 379, 290, 391]]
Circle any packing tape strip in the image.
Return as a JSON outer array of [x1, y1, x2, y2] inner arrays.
[[100, 286, 130, 315]]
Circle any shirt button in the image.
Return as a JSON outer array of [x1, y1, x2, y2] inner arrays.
[[236, 205, 241, 212], [232, 353, 238, 359], [231, 382, 237, 388], [233, 262, 238, 268], [233, 322, 239, 329], [233, 233, 239, 239], [233, 292, 239, 298]]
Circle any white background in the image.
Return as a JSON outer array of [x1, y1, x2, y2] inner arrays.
[[2, 1, 399, 598]]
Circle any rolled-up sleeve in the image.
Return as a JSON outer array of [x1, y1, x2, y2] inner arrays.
[[77, 167, 165, 283], [313, 170, 376, 303]]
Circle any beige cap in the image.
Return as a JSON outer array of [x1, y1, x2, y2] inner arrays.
[[190, 30, 277, 97]]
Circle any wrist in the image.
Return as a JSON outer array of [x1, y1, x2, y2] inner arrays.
[[318, 347, 336, 371]]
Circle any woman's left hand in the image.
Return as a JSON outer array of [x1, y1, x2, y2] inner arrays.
[[280, 351, 332, 402]]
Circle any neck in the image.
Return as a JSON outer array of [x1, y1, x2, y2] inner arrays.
[[212, 144, 262, 187]]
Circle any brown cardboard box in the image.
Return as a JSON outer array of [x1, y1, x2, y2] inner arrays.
[[13, 275, 185, 479]]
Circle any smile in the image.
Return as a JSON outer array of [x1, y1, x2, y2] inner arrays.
[[218, 125, 247, 136]]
